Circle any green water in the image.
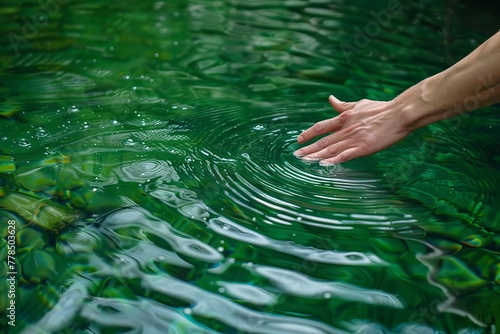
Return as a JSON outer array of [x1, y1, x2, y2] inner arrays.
[[1, 0, 500, 333]]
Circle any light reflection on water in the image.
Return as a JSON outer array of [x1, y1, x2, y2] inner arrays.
[[0, 0, 499, 333]]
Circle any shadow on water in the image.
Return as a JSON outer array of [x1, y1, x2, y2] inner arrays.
[[0, 0, 499, 333]]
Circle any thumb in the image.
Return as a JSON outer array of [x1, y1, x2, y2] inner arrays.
[[329, 95, 355, 113]]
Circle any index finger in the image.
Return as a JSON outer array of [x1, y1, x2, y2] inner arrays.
[[297, 113, 346, 144]]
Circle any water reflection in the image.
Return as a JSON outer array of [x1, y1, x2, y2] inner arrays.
[[1, 0, 499, 333]]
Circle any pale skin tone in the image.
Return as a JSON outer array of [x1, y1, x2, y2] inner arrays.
[[294, 31, 500, 165]]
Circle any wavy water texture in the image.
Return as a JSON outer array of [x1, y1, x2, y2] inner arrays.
[[0, 0, 499, 333]]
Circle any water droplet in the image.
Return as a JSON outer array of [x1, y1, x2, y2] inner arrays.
[[124, 138, 135, 146], [36, 127, 48, 138], [67, 105, 79, 113], [18, 138, 31, 147], [218, 287, 225, 293], [324, 292, 331, 299], [217, 247, 224, 252]]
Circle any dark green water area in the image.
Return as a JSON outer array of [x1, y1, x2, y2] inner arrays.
[[1, 0, 500, 333]]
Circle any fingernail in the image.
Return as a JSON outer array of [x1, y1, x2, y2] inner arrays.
[[302, 155, 320, 161], [329, 95, 341, 102], [297, 135, 304, 143], [293, 150, 304, 157]]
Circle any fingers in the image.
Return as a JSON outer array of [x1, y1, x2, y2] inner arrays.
[[295, 132, 344, 158], [318, 147, 367, 165], [296, 117, 343, 145], [296, 95, 355, 145], [294, 124, 371, 164], [294, 94, 361, 163], [302, 135, 370, 166]]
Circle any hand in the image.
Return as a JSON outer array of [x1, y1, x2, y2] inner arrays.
[[293, 95, 413, 165]]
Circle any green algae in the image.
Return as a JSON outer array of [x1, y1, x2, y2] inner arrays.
[[0, 190, 79, 231]]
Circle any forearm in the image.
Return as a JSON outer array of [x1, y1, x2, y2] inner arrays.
[[394, 31, 500, 130], [294, 32, 500, 164]]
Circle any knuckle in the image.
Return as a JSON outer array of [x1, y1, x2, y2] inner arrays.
[[327, 145, 337, 155], [359, 119, 368, 127], [337, 151, 351, 162], [339, 110, 351, 122], [318, 137, 330, 148], [313, 122, 325, 133]]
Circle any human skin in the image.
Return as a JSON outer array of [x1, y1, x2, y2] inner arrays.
[[294, 31, 500, 166]]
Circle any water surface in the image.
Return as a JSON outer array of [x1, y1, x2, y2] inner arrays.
[[1, 0, 500, 333]]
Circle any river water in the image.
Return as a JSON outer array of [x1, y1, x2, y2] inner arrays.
[[1, 0, 499, 333]]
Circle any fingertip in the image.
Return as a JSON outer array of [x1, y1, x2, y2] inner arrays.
[[329, 95, 340, 102], [328, 95, 343, 112], [293, 149, 304, 157], [297, 134, 304, 143], [319, 160, 336, 167], [329, 95, 344, 104], [301, 155, 320, 162]]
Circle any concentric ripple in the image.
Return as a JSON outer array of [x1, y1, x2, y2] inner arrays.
[[2, 0, 500, 333], [178, 102, 421, 235]]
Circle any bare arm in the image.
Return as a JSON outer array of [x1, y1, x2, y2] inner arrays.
[[294, 32, 500, 165]]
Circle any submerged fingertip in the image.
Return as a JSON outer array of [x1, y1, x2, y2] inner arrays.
[[301, 156, 320, 162], [293, 150, 304, 157], [319, 160, 334, 167]]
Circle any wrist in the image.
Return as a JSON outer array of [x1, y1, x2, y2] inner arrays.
[[390, 78, 445, 131]]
